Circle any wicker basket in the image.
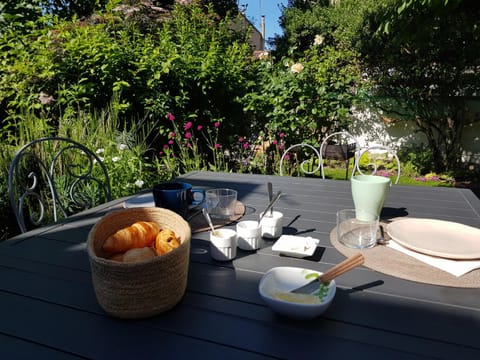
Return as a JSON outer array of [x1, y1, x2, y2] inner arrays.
[[87, 207, 191, 319]]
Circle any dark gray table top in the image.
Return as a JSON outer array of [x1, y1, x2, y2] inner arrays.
[[1, 171, 479, 359]]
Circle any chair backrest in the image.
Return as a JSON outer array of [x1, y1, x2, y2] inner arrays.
[[319, 131, 360, 180], [279, 143, 322, 177], [8, 137, 112, 233], [352, 145, 401, 184], [279, 131, 359, 178]]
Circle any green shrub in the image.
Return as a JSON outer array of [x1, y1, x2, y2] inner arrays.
[[397, 144, 436, 175], [243, 44, 362, 149], [0, 3, 256, 149]]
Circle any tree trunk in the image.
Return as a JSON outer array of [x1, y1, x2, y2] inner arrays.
[[415, 113, 464, 174]]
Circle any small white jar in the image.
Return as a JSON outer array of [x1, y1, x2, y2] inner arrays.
[[236, 220, 261, 251], [210, 229, 237, 261], [259, 211, 284, 239]]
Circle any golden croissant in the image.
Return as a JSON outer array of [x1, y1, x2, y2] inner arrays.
[[102, 221, 160, 253], [154, 229, 180, 255]]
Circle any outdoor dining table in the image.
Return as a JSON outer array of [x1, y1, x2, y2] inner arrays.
[[1, 171, 479, 359]]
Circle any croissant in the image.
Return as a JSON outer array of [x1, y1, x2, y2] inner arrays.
[[154, 229, 180, 255], [102, 221, 160, 253]]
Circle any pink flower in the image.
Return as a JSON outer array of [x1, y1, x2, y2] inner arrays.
[[184, 122, 193, 130], [214, 143, 221, 149], [185, 132, 192, 139], [238, 136, 244, 143], [197, 125, 203, 131], [159, 151, 164, 156], [278, 144, 285, 150], [272, 140, 278, 145], [168, 140, 174, 145], [243, 142, 249, 149], [279, 132, 285, 138], [163, 144, 169, 150], [187, 143, 192, 148], [167, 113, 175, 121], [169, 131, 175, 138], [214, 121, 220, 128], [284, 154, 290, 161]]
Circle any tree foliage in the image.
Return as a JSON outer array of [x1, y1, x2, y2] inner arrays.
[[0, 1, 254, 149], [41, 0, 109, 19], [202, 0, 238, 17], [359, 0, 480, 173], [276, 0, 480, 175], [273, 0, 376, 57], [0, 1, 43, 34]]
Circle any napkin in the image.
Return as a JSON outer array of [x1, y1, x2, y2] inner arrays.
[[387, 240, 480, 277]]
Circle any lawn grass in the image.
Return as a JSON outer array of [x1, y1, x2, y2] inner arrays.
[[321, 166, 453, 187]]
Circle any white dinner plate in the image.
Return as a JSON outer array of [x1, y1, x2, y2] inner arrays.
[[123, 193, 155, 208], [272, 235, 319, 258], [386, 218, 480, 260]]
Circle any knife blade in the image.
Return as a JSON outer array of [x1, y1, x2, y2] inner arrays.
[[291, 279, 320, 294]]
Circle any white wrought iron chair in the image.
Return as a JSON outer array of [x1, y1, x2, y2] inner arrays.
[[279, 143, 322, 177], [352, 145, 401, 184], [8, 137, 112, 233], [279, 131, 359, 179], [319, 131, 360, 180]]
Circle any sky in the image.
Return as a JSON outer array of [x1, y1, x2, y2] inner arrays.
[[239, 1, 288, 47]]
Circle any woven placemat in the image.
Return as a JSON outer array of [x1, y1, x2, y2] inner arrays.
[[330, 227, 480, 288], [189, 201, 245, 233]]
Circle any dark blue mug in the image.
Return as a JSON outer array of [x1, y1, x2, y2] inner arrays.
[[153, 182, 205, 218]]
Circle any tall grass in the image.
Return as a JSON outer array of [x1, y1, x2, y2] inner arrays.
[[0, 96, 169, 239]]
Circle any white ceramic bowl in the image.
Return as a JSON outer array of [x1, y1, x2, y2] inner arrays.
[[236, 220, 261, 250], [258, 267, 336, 320], [210, 229, 237, 261]]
